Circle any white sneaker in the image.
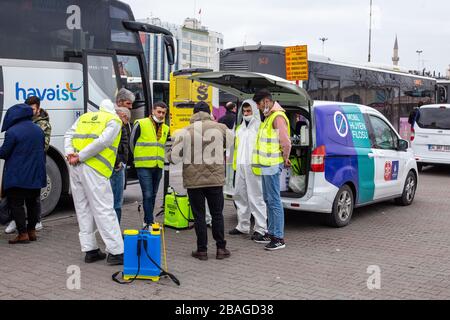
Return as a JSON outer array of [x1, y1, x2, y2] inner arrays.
[[5, 220, 17, 234], [35, 222, 43, 231]]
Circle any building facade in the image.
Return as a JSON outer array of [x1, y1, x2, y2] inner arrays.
[[139, 17, 224, 80]]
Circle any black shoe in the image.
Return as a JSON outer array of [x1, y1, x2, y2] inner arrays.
[[192, 250, 208, 261], [216, 248, 231, 260], [265, 238, 286, 251], [107, 253, 124, 265], [85, 249, 106, 263], [252, 232, 272, 244], [228, 228, 244, 235]]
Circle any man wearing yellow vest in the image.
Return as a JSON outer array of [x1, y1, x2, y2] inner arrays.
[[64, 99, 124, 265], [252, 89, 291, 251], [130, 101, 169, 229]]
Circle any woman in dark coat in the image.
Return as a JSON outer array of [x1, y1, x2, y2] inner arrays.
[[0, 103, 46, 244]]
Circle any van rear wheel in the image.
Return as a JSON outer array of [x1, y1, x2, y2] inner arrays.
[[328, 185, 354, 228]]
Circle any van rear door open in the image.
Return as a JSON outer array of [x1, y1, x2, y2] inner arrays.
[[189, 71, 313, 198], [189, 71, 312, 107]]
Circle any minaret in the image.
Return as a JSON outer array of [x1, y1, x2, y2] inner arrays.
[[392, 35, 400, 67]]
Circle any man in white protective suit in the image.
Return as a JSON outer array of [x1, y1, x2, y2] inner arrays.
[[228, 99, 271, 243], [64, 99, 124, 265]]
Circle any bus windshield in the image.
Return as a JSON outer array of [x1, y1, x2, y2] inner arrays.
[[0, 0, 141, 62]]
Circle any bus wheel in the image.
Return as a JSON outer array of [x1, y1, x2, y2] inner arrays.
[[328, 185, 354, 228], [40, 156, 62, 217]]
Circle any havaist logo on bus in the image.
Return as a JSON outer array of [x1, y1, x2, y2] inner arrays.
[[15, 82, 83, 102]]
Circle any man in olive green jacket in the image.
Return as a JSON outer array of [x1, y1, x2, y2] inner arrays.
[[26, 96, 52, 152], [168, 101, 231, 261]]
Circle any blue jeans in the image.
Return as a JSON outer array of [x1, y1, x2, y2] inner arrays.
[[110, 166, 125, 223], [137, 168, 162, 225], [262, 167, 284, 239]]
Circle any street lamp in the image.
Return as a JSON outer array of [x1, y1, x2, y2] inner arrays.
[[319, 37, 328, 55], [416, 50, 423, 71], [189, 40, 192, 68], [368, 0, 373, 62]]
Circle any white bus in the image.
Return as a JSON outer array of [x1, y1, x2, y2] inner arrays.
[[437, 79, 450, 103], [0, 0, 175, 216]]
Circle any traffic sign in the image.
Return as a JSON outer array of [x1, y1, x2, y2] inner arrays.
[[285, 45, 308, 81]]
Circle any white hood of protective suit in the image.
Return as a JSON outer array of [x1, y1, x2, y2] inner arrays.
[[235, 99, 261, 167], [99, 99, 116, 115], [237, 99, 261, 129]]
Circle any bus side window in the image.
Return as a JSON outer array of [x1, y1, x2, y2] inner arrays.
[[117, 55, 145, 108]]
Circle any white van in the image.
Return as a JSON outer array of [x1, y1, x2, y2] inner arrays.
[[191, 71, 418, 227], [411, 104, 450, 171]]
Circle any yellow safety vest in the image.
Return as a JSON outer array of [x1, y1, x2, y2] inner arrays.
[[232, 125, 241, 171], [72, 111, 122, 178], [252, 111, 290, 175], [133, 118, 169, 169]]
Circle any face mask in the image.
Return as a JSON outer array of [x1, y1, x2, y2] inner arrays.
[[263, 102, 270, 114], [243, 115, 253, 122], [152, 115, 163, 124]]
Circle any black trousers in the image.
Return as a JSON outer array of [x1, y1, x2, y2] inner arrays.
[[6, 188, 41, 234], [187, 186, 226, 252]]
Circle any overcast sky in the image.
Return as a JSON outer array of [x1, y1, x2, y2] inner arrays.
[[126, 0, 450, 76]]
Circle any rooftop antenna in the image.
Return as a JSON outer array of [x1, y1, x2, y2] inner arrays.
[[368, 0, 373, 62]]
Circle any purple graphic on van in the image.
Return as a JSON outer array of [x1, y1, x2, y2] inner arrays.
[[314, 104, 375, 204]]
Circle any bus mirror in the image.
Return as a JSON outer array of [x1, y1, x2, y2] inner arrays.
[[164, 35, 176, 66], [122, 20, 175, 65]]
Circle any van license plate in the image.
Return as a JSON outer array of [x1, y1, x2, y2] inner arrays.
[[429, 145, 450, 152]]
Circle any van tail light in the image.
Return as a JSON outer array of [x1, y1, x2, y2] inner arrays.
[[410, 127, 415, 142], [311, 145, 326, 172]]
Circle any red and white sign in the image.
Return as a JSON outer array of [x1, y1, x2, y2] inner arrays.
[[384, 161, 392, 181]]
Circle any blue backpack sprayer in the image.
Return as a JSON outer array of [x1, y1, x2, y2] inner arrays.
[[112, 223, 180, 286], [112, 142, 182, 286]]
